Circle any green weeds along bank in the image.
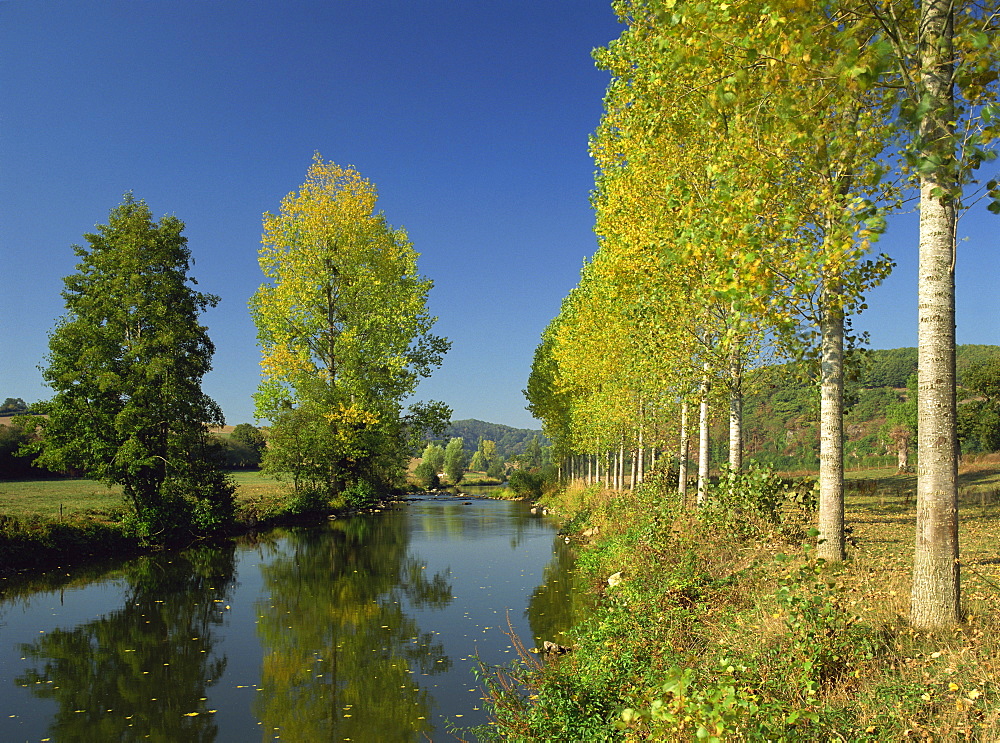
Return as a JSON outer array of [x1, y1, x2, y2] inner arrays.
[[475, 473, 1000, 741]]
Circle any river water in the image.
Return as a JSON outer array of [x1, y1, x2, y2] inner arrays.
[[0, 494, 575, 742]]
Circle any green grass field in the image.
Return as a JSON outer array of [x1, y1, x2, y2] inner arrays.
[[0, 471, 292, 520]]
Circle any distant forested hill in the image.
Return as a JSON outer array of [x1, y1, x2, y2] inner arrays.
[[741, 345, 1000, 469], [431, 419, 547, 458], [855, 344, 999, 388]]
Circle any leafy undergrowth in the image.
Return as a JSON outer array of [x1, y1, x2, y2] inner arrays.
[[471, 468, 1000, 741]]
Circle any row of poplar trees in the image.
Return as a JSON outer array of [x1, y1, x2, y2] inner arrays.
[[525, 0, 1000, 629]]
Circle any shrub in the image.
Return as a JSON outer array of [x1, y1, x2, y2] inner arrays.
[[342, 479, 380, 509], [508, 469, 545, 499]]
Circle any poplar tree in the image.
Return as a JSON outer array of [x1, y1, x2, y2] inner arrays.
[[860, 0, 1000, 628], [251, 156, 450, 497], [443, 437, 467, 485]]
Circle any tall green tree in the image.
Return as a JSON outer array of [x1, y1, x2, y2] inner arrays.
[[414, 442, 445, 489], [443, 437, 466, 485], [27, 195, 233, 538], [230, 422, 266, 454], [250, 156, 450, 497]]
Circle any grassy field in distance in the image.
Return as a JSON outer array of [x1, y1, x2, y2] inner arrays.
[[0, 471, 291, 520]]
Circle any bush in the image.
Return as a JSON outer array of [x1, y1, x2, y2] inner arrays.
[[343, 479, 380, 509], [413, 460, 440, 489], [283, 486, 330, 516], [508, 469, 546, 499], [0, 513, 134, 574]]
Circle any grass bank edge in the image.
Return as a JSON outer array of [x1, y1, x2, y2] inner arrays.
[[472, 469, 1000, 741], [0, 471, 424, 579]]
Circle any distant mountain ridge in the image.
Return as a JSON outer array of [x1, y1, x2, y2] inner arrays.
[[433, 419, 547, 458]]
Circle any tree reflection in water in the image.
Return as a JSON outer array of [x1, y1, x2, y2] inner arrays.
[[527, 538, 579, 649], [16, 547, 237, 742], [254, 513, 454, 741]]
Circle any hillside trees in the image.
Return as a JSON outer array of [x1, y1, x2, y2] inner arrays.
[[959, 358, 1000, 453], [250, 156, 450, 499], [26, 195, 233, 538]]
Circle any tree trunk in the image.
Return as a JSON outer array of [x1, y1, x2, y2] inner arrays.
[[728, 349, 743, 472], [817, 283, 846, 563], [637, 427, 645, 486], [698, 365, 710, 506], [618, 442, 625, 490], [911, 0, 960, 629], [678, 400, 689, 502]]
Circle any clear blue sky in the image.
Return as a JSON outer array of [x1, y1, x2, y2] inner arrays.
[[1, 1, 997, 431]]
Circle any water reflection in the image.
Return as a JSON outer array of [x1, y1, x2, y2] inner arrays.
[[527, 539, 578, 648], [254, 515, 453, 740], [1, 498, 577, 741], [16, 548, 236, 742]]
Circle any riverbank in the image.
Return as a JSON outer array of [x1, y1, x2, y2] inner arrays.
[[475, 472, 1000, 740], [0, 472, 439, 579]]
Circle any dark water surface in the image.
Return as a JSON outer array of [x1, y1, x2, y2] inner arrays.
[[0, 495, 576, 742]]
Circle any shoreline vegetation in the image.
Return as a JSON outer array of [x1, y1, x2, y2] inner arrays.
[[472, 459, 1000, 741], [0, 471, 491, 581]]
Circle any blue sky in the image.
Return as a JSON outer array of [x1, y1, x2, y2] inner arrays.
[[1, 1, 997, 431]]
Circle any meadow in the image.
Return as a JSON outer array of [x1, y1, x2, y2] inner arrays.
[[0, 470, 291, 520]]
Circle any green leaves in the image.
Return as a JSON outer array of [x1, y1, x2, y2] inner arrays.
[[37, 195, 232, 539], [251, 157, 449, 495], [987, 179, 1000, 214]]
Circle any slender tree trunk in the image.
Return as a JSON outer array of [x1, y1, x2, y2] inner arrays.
[[729, 348, 743, 472], [637, 425, 645, 485], [911, 0, 960, 629], [817, 282, 846, 562], [698, 365, 710, 506], [678, 400, 689, 502], [618, 442, 625, 490]]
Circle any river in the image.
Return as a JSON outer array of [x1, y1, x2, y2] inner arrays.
[[0, 493, 576, 742]]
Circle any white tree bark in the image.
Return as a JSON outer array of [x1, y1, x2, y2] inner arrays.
[[678, 400, 689, 502], [637, 424, 645, 485], [698, 365, 710, 506], [817, 284, 846, 563], [728, 349, 743, 472], [618, 441, 626, 490], [911, 0, 960, 630]]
